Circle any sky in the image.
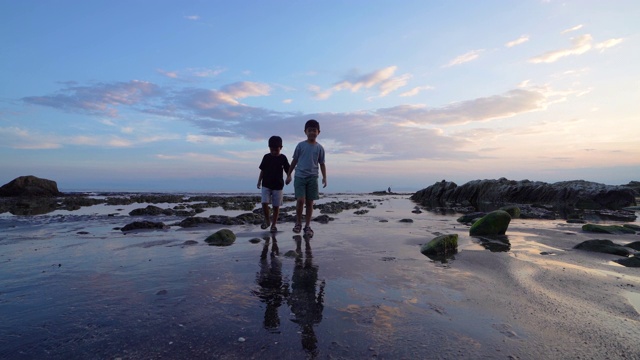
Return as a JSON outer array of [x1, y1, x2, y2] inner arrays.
[[1, 0, 639, 193]]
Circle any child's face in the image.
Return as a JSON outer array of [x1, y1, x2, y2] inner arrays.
[[269, 146, 281, 155], [305, 127, 320, 141]]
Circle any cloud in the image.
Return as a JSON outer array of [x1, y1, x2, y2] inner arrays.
[[282, 99, 293, 104], [529, 34, 592, 64], [310, 66, 411, 99], [561, 24, 583, 34], [157, 67, 226, 80], [0, 127, 61, 149], [595, 38, 623, 52], [505, 35, 529, 48], [444, 49, 484, 67], [184, 15, 200, 21], [23, 80, 162, 117], [399, 86, 434, 97]]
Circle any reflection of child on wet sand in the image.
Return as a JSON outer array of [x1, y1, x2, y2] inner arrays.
[[257, 136, 290, 233], [252, 235, 289, 332], [289, 235, 325, 354]]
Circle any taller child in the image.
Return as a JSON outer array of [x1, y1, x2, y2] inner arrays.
[[285, 119, 327, 237]]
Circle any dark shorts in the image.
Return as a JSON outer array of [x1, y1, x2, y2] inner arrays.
[[293, 176, 319, 200]]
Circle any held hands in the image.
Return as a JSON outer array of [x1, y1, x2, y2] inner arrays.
[[285, 174, 292, 185]]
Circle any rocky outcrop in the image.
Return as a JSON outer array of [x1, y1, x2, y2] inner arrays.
[[420, 234, 458, 257], [574, 239, 634, 257], [205, 229, 236, 246], [411, 178, 636, 211], [0, 175, 61, 197]]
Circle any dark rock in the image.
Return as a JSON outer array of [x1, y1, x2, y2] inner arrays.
[[623, 224, 640, 231], [621, 181, 640, 196], [129, 205, 174, 216], [313, 214, 334, 223], [411, 178, 636, 211], [457, 212, 486, 224], [470, 210, 511, 236], [500, 205, 521, 219], [574, 239, 632, 256], [183, 240, 198, 245], [399, 218, 413, 223], [582, 224, 636, 235], [121, 221, 169, 232], [249, 238, 262, 244], [625, 241, 640, 251], [615, 256, 640, 267], [205, 229, 236, 246], [566, 219, 586, 224], [0, 175, 61, 197]]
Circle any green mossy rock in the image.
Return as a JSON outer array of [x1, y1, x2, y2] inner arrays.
[[574, 239, 632, 257], [500, 205, 521, 219], [469, 210, 511, 236], [420, 234, 458, 256], [581, 224, 636, 235], [205, 229, 236, 246]]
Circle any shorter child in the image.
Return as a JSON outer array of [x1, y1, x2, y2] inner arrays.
[[257, 136, 290, 232]]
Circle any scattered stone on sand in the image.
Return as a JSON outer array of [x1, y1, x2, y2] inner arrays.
[[205, 229, 236, 246], [626, 241, 640, 251], [129, 205, 174, 216], [573, 239, 633, 257], [399, 218, 413, 223], [183, 240, 198, 245], [121, 221, 169, 232], [313, 214, 334, 223], [249, 238, 262, 244], [581, 224, 636, 235], [469, 210, 511, 236]]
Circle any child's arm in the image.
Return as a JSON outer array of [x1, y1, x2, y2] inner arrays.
[[320, 163, 327, 188], [285, 159, 297, 185], [257, 170, 264, 189]]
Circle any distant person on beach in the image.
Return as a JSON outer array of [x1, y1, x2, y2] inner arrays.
[[285, 119, 327, 237], [257, 135, 290, 232]]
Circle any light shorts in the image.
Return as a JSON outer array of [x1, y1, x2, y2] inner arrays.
[[294, 176, 319, 200], [261, 187, 284, 207]]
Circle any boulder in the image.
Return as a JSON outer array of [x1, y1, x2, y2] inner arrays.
[[581, 224, 636, 235], [411, 178, 636, 211], [456, 212, 486, 224], [205, 229, 236, 246], [574, 239, 632, 257], [500, 205, 521, 219], [420, 234, 458, 256], [469, 210, 511, 236], [121, 221, 169, 232], [615, 256, 640, 267], [0, 175, 61, 197]]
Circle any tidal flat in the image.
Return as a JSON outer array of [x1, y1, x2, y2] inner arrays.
[[1, 193, 639, 359]]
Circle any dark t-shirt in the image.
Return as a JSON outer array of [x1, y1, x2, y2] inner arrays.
[[259, 153, 290, 190]]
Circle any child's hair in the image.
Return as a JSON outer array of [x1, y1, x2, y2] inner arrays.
[[268, 135, 283, 149], [305, 119, 320, 131]]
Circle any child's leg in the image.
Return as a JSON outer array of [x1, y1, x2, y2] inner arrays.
[[295, 198, 305, 225], [271, 190, 283, 227], [262, 203, 271, 224], [261, 187, 271, 228], [293, 177, 305, 232], [304, 198, 314, 227]]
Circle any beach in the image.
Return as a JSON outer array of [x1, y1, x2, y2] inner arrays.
[[1, 193, 639, 359]]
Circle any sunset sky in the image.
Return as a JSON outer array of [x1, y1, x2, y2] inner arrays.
[[1, 1, 638, 192]]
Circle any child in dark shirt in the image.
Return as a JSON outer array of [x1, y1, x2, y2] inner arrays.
[[257, 136, 290, 232]]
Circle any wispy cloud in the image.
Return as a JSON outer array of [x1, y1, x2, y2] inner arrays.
[[444, 49, 484, 67], [310, 66, 411, 99], [157, 67, 226, 80], [561, 24, 583, 34], [529, 34, 592, 63], [595, 38, 623, 52], [505, 35, 529, 48], [184, 15, 200, 21], [399, 86, 434, 97]]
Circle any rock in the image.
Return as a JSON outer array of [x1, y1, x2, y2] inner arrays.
[[129, 205, 174, 216], [474, 235, 511, 252], [411, 178, 636, 211], [457, 212, 486, 224], [469, 210, 511, 236], [0, 175, 61, 197], [183, 240, 198, 245], [313, 214, 334, 223], [205, 229, 236, 246], [625, 241, 640, 251], [574, 239, 632, 257], [420, 234, 458, 256], [567, 219, 586, 224], [623, 224, 640, 231], [621, 181, 640, 196], [581, 224, 636, 235], [121, 221, 169, 232], [399, 218, 413, 223], [615, 256, 640, 267], [249, 238, 262, 244], [500, 205, 521, 219]]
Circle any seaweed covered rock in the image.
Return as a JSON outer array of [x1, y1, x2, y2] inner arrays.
[[574, 239, 633, 257], [121, 221, 169, 232], [469, 210, 511, 236], [420, 234, 458, 256], [581, 224, 636, 235], [205, 229, 236, 246]]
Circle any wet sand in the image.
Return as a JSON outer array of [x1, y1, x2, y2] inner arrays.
[[1, 194, 639, 359]]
